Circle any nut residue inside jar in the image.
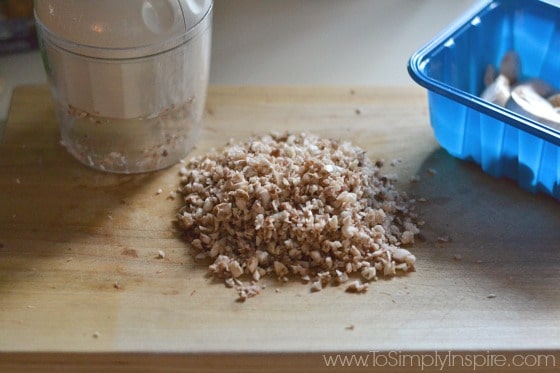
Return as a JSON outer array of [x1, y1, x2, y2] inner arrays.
[[177, 132, 419, 299], [60, 98, 198, 173]]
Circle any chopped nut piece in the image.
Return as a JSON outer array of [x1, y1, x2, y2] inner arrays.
[[391, 247, 416, 268], [157, 250, 166, 259], [224, 278, 235, 288], [310, 280, 323, 293], [334, 269, 349, 284], [345, 280, 369, 293], [252, 270, 261, 282], [229, 260, 244, 278], [235, 283, 262, 301], [361, 267, 377, 281], [246, 257, 258, 274], [273, 261, 289, 278], [400, 231, 415, 245]]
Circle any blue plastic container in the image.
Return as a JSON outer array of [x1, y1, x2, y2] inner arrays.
[[408, 0, 560, 199]]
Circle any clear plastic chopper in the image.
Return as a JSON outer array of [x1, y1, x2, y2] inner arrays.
[[34, 0, 213, 173]]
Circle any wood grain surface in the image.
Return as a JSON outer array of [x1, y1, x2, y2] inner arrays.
[[0, 85, 559, 372]]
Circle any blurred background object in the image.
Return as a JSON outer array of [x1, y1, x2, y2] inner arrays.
[[0, 0, 39, 140], [0, 0, 36, 55]]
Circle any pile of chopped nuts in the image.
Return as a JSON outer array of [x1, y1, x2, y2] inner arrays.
[[177, 132, 419, 299]]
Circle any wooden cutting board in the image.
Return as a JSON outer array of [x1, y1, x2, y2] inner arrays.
[[1, 85, 559, 372]]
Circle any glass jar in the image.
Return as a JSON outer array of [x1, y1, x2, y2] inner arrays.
[[34, 0, 213, 173]]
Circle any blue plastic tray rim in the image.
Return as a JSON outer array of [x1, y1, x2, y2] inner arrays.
[[407, 0, 560, 147]]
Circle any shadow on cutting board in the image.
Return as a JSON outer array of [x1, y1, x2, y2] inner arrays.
[[407, 147, 560, 307], [0, 91, 189, 296]]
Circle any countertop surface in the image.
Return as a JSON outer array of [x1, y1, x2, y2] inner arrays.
[[0, 0, 477, 124]]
